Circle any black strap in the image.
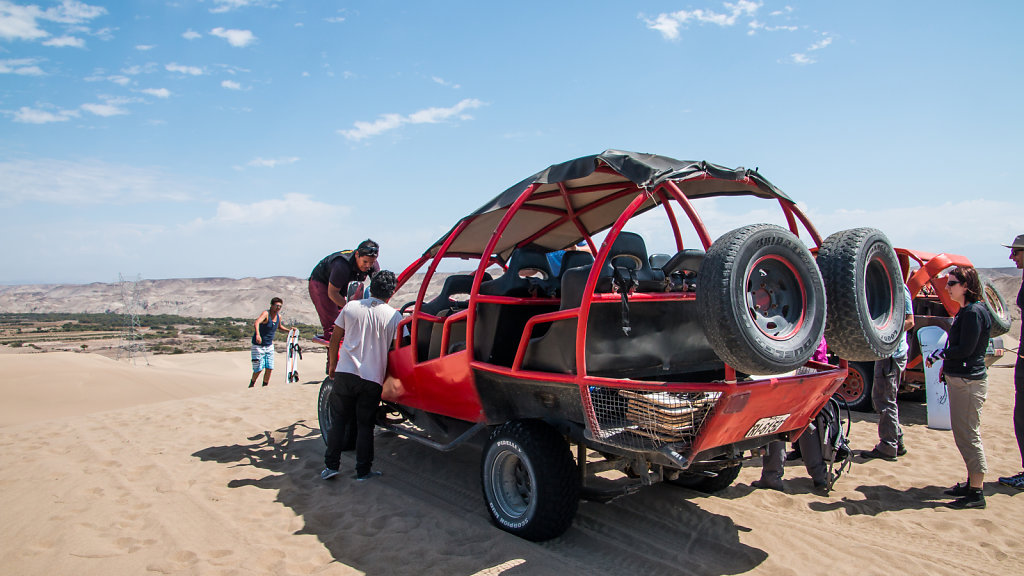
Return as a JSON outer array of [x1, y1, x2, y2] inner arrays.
[[612, 266, 638, 336]]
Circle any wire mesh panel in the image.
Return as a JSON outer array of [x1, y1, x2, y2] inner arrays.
[[588, 387, 721, 451]]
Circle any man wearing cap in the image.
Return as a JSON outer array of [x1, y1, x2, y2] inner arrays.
[[308, 240, 381, 341], [999, 234, 1024, 490]]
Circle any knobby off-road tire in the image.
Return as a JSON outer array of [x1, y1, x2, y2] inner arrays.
[[983, 281, 1011, 337], [318, 377, 334, 446], [836, 361, 874, 412], [697, 224, 827, 375], [481, 420, 579, 542], [817, 228, 904, 361], [667, 463, 742, 493]]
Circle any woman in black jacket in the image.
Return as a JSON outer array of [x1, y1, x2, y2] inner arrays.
[[926, 266, 992, 509]]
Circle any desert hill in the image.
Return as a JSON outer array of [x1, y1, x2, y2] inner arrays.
[[1, 269, 1019, 331], [0, 274, 443, 327]]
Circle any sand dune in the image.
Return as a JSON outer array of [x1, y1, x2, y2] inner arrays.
[[1, 343, 1022, 575]]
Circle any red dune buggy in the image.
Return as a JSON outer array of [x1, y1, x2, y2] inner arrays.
[[319, 150, 904, 540]]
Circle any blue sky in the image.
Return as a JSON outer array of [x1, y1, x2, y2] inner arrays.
[[1, 0, 1021, 284]]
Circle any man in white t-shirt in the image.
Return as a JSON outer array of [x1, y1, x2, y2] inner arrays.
[[322, 270, 402, 481]]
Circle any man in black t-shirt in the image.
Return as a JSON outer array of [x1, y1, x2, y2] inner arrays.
[[308, 239, 380, 340]]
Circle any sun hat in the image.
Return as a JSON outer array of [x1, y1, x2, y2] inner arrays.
[[1003, 234, 1024, 249]]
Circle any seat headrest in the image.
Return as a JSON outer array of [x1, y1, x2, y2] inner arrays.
[[507, 246, 552, 277], [559, 251, 595, 275], [606, 231, 648, 270]]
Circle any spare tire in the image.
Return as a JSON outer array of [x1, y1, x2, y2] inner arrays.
[[697, 224, 826, 375], [817, 228, 905, 361], [983, 281, 1011, 337]]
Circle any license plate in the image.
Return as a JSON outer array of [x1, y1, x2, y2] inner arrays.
[[745, 414, 790, 438]]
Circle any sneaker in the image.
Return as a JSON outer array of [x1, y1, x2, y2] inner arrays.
[[355, 470, 383, 482], [943, 482, 969, 497], [947, 488, 986, 510], [896, 442, 907, 457], [859, 448, 897, 462], [997, 471, 1024, 490], [751, 479, 784, 492], [321, 468, 340, 480]]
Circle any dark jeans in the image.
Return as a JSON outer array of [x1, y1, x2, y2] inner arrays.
[[1015, 354, 1024, 468], [324, 371, 382, 477]]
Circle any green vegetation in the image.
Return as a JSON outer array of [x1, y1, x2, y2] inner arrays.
[[0, 313, 324, 355]]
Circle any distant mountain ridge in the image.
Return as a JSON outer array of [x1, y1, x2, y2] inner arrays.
[[1, 269, 1019, 330], [0, 275, 437, 326]]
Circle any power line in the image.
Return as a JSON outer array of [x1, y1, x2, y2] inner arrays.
[[117, 273, 149, 365]]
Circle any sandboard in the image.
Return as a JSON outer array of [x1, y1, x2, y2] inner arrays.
[[286, 329, 301, 383], [917, 325, 951, 430]]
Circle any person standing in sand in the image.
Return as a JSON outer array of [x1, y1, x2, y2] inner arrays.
[[249, 297, 294, 387], [860, 280, 915, 461], [926, 266, 991, 509], [322, 270, 402, 482], [998, 234, 1024, 490]]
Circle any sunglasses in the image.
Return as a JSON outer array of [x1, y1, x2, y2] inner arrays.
[[358, 248, 379, 257], [1013, 248, 1024, 256], [946, 279, 962, 287]]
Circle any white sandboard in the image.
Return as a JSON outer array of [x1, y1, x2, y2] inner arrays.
[[917, 325, 951, 430], [286, 329, 301, 383]]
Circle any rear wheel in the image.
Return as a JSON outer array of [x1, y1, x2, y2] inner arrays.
[[983, 281, 1011, 337], [667, 463, 742, 493], [817, 228, 904, 361], [481, 420, 579, 541], [837, 361, 874, 412], [697, 224, 826, 375]]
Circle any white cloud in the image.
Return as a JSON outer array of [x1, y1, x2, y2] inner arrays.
[[107, 74, 130, 85], [42, 34, 84, 47], [246, 156, 299, 168], [189, 193, 350, 228], [166, 62, 203, 75], [0, 57, 45, 75], [182, 28, 201, 40], [11, 106, 78, 124], [809, 35, 833, 51], [135, 44, 154, 51], [787, 33, 833, 65], [789, 52, 814, 65], [210, 26, 256, 47], [141, 87, 170, 98], [325, 16, 345, 24], [44, 0, 106, 24], [208, 0, 273, 14], [644, 0, 762, 40], [0, 0, 106, 41], [0, 157, 194, 204], [122, 62, 158, 75], [221, 79, 241, 90], [339, 98, 485, 141], [432, 76, 461, 89], [81, 101, 128, 117]]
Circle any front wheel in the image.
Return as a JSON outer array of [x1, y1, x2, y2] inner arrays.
[[481, 420, 579, 541], [318, 377, 334, 446], [837, 361, 874, 412]]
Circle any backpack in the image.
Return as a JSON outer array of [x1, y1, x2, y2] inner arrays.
[[817, 395, 852, 491]]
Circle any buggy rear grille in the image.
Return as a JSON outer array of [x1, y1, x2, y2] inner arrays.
[[588, 387, 721, 451]]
